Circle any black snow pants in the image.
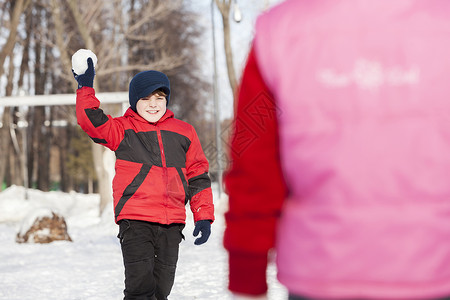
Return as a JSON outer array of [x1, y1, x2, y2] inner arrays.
[[117, 219, 185, 300]]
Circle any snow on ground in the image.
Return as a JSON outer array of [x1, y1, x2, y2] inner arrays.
[[0, 185, 287, 300]]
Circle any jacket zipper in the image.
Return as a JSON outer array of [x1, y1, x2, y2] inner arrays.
[[156, 126, 169, 223]]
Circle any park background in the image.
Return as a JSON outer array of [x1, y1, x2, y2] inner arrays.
[[0, 1, 286, 299]]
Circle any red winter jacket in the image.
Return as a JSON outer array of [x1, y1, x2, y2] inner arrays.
[[76, 87, 214, 225]]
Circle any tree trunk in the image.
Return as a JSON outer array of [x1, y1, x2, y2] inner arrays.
[[32, 5, 50, 191], [92, 143, 114, 212], [67, 0, 113, 214], [36, 17, 52, 191], [1, 52, 21, 189], [27, 107, 35, 188], [220, 11, 238, 98], [59, 125, 73, 193], [49, 0, 74, 82], [0, 0, 31, 78], [214, 0, 238, 101], [0, 108, 11, 190], [0, 0, 31, 190], [17, 2, 32, 90], [9, 108, 23, 186]]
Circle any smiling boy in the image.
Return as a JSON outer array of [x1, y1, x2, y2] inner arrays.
[[73, 58, 214, 300], [137, 90, 167, 123]]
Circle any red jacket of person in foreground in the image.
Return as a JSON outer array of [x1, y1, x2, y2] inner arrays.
[[76, 86, 214, 225]]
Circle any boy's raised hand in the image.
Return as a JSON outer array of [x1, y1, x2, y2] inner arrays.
[[193, 220, 211, 245], [72, 57, 95, 89]]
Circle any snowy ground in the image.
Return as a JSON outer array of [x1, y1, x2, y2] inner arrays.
[[0, 185, 287, 300]]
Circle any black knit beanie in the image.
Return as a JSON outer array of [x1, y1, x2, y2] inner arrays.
[[129, 70, 171, 112]]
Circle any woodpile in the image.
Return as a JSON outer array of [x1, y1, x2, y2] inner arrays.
[[16, 212, 72, 244]]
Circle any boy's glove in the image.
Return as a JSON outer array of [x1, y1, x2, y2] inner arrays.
[[193, 220, 211, 245], [72, 57, 95, 89]]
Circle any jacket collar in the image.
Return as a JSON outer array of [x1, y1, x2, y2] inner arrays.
[[124, 107, 175, 124]]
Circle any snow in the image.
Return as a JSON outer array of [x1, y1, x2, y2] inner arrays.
[[71, 49, 98, 75], [0, 185, 287, 300]]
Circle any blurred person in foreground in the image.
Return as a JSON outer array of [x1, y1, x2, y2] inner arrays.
[[224, 0, 450, 299]]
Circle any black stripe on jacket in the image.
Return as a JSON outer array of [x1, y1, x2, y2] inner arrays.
[[161, 130, 191, 167], [176, 167, 190, 204], [115, 130, 191, 168], [114, 164, 152, 221], [116, 130, 162, 165], [84, 108, 109, 128], [188, 173, 211, 198]]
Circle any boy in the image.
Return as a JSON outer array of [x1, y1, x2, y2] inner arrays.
[[73, 58, 214, 300]]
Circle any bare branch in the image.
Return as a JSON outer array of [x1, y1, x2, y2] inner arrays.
[[126, 2, 172, 34], [125, 31, 166, 42], [98, 57, 186, 78], [84, 0, 103, 31], [0, 0, 31, 79], [215, 0, 231, 17], [66, 0, 95, 50], [49, 0, 73, 83]]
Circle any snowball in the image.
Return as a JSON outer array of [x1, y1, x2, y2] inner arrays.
[[71, 49, 97, 75]]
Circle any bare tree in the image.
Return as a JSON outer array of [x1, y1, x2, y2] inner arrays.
[[0, 109, 11, 190], [32, 2, 52, 191], [214, 0, 238, 100], [0, 0, 32, 190], [64, 0, 113, 212], [0, 52, 15, 190], [0, 0, 31, 78]]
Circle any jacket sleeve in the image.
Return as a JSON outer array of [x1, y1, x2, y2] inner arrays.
[[185, 126, 215, 223], [76, 87, 124, 151], [223, 45, 288, 295]]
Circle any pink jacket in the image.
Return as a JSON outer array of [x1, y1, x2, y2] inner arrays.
[[225, 0, 450, 298]]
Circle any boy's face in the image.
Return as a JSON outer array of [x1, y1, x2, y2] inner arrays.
[[136, 93, 167, 123]]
